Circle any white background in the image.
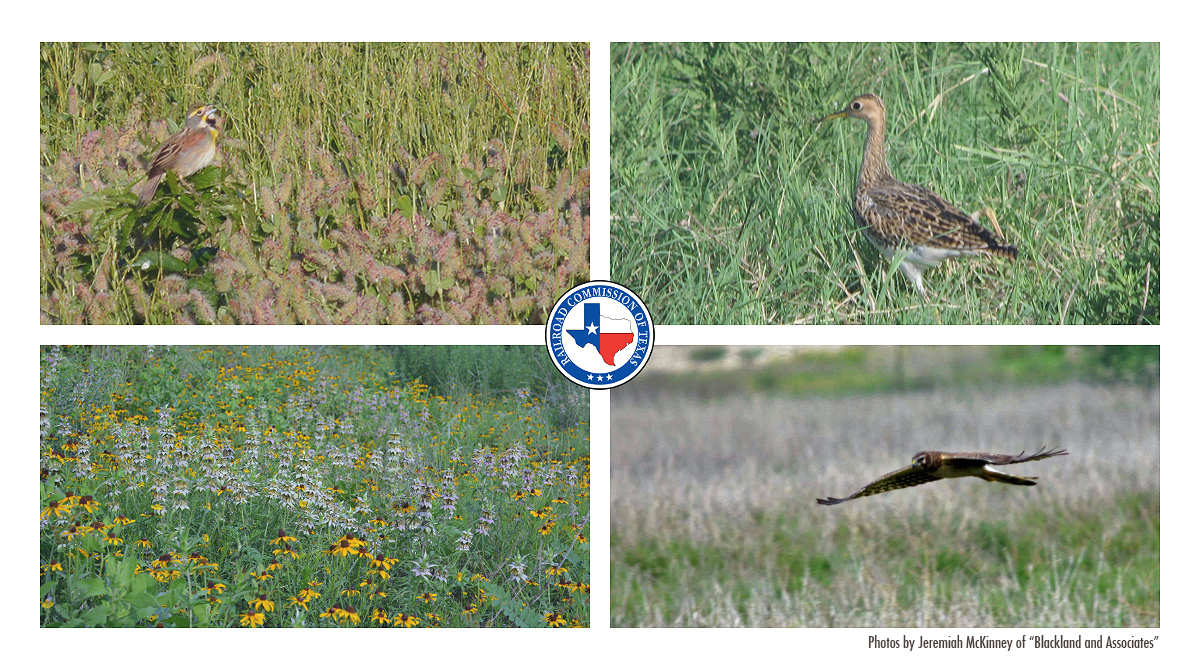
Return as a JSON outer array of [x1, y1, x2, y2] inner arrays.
[[14, 7, 1188, 669]]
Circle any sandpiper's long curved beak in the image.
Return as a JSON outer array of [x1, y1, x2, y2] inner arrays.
[[818, 109, 848, 124]]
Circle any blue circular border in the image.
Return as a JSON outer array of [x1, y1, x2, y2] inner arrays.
[[545, 281, 655, 390]]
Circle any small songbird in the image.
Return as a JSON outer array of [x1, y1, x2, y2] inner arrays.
[[817, 446, 1068, 505], [820, 93, 1018, 296], [137, 104, 221, 207]]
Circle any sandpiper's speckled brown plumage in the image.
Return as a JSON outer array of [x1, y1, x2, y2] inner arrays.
[[821, 93, 1017, 295]]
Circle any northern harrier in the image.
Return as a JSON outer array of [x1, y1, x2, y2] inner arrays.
[[816, 446, 1068, 505]]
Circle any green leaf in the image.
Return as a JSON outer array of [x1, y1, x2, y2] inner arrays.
[[189, 166, 221, 190], [131, 572, 156, 594], [478, 581, 548, 628], [424, 269, 442, 297], [122, 591, 159, 610], [397, 195, 414, 219], [163, 614, 191, 628], [193, 602, 212, 626], [131, 251, 188, 274], [63, 195, 109, 215], [82, 602, 114, 626], [77, 577, 108, 598]]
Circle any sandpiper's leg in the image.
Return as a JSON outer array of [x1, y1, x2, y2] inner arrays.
[[899, 261, 927, 298]]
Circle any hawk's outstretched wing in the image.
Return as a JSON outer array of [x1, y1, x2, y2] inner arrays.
[[942, 445, 1069, 469], [816, 463, 940, 506]]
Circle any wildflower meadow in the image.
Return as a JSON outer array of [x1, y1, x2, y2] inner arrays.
[[39, 346, 590, 627], [40, 43, 590, 324]]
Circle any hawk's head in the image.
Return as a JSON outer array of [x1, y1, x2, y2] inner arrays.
[[912, 451, 941, 468]]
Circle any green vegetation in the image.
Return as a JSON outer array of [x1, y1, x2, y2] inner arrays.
[[631, 345, 1159, 397], [613, 491, 1158, 627], [41, 42, 590, 324], [40, 346, 590, 627], [611, 42, 1159, 324]]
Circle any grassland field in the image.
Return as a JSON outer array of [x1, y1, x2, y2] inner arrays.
[[611, 381, 1158, 627]]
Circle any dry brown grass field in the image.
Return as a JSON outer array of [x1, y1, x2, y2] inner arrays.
[[611, 383, 1159, 627]]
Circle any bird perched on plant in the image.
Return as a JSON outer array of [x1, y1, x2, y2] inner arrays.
[[137, 104, 221, 207], [820, 93, 1017, 296]]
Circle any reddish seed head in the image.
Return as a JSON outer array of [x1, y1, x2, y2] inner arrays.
[[278, 529, 286, 538]]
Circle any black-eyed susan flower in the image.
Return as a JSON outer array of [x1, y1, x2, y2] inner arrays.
[[250, 595, 275, 612], [544, 612, 566, 627], [41, 499, 68, 520], [297, 587, 320, 602], [239, 611, 265, 627], [103, 532, 123, 546], [394, 612, 419, 627], [272, 543, 299, 560], [329, 539, 355, 557], [42, 560, 63, 574], [286, 595, 309, 610], [341, 605, 361, 624], [269, 529, 298, 545], [418, 592, 437, 604], [370, 608, 391, 625]]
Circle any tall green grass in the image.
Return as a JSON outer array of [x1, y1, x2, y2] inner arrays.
[[610, 43, 1158, 324], [41, 43, 590, 324]]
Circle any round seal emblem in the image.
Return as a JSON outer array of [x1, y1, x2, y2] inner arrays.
[[545, 281, 655, 389]]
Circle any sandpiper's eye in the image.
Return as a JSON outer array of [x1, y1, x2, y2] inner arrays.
[[852, 101, 862, 110]]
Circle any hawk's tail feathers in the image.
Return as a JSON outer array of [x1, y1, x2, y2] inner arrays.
[[983, 469, 1038, 486]]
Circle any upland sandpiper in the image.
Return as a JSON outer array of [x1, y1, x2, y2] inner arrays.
[[821, 93, 1017, 296]]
